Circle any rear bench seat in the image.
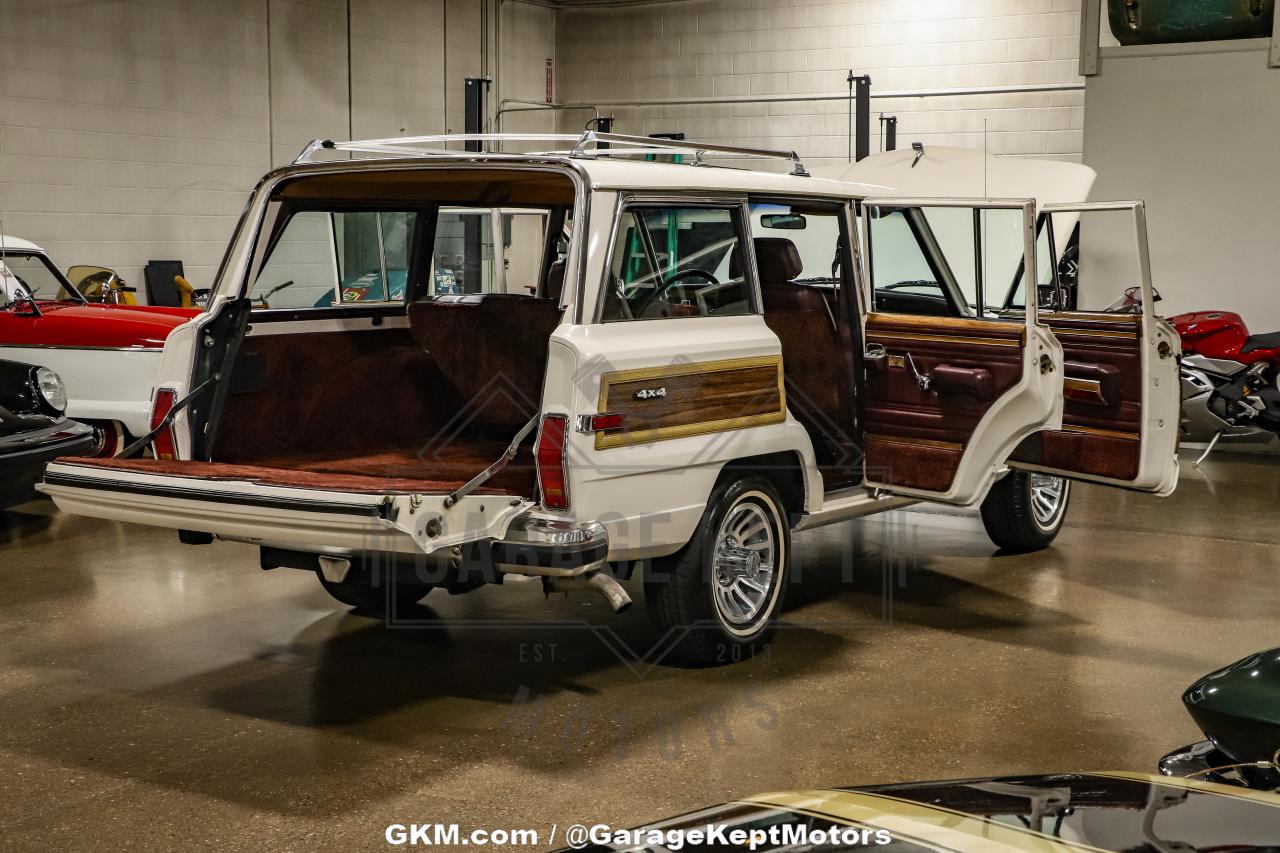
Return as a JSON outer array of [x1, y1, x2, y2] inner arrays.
[[407, 294, 563, 429]]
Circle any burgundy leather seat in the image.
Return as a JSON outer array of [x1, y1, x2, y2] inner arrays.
[[753, 238, 845, 430], [408, 294, 561, 429]]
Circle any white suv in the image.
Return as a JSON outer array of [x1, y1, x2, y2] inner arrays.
[[41, 133, 1180, 664]]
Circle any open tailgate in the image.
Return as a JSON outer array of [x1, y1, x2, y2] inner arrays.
[[40, 460, 534, 555]]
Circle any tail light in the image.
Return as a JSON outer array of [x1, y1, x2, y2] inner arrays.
[[535, 414, 570, 510], [150, 388, 178, 460]]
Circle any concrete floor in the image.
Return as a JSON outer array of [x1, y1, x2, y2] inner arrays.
[[0, 449, 1276, 851]]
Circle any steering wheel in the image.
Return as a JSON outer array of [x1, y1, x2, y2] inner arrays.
[[636, 268, 719, 316]]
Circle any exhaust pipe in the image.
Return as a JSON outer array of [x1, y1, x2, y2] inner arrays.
[[543, 571, 632, 614]]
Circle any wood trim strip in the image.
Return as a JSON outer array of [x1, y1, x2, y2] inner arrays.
[[867, 311, 1025, 335], [1050, 327, 1139, 340], [866, 330, 1024, 349], [1045, 311, 1141, 324], [864, 432, 963, 451], [595, 355, 786, 450], [1064, 376, 1106, 404], [1061, 423, 1139, 440]]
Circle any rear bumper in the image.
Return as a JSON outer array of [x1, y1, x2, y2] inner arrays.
[[491, 517, 609, 577], [39, 460, 607, 571]]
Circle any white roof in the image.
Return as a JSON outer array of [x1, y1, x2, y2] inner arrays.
[[0, 234, 46, 254], [570, 156, 896, 199], [815, 146, 1096, 208]]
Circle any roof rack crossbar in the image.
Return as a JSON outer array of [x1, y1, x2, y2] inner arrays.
[[293, 132, 811, 176], [571, 131, 809, 176]]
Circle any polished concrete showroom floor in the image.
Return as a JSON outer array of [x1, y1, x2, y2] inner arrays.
[[0, 450, 1275, 851]]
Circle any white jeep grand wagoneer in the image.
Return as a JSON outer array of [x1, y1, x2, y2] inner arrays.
[[40, 133, 1179, 664]]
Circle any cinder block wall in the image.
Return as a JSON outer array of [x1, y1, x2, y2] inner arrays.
[[554, 0, 1085, 168], [0, 0, 554, 296]]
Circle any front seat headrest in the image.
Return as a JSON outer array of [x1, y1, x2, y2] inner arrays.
[[753, 237, 803, 284]]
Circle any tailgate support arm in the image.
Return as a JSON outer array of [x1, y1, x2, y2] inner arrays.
[[119, 375, 219, 459], [442, 414, 540, 508]]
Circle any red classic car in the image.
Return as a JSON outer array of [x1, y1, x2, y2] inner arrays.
[[0, 235, 199, 454]]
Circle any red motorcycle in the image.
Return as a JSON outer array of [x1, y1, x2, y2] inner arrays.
[[1169, 308, 1280, 463], [1104, 287, 1280, 463]]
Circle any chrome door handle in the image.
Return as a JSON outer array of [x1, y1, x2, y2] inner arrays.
[[905, 352, 931, 392]]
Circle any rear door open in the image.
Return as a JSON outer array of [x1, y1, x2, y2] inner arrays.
[[1007, 201, 1180, 494], [857, 197, 1065, 505]]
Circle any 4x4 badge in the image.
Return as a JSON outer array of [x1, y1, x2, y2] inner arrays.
[[634, 387, 667, 400]]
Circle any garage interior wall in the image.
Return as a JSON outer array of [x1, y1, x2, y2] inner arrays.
[[1080, 42, 1280, 321], [0, 0, 555, 294], [554, 0, 1086, 168]]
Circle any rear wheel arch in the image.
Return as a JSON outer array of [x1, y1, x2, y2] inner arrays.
[[717, 450, 808, 523]]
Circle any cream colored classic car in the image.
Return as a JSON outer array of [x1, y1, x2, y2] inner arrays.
[[39, 133, 1179, 664]]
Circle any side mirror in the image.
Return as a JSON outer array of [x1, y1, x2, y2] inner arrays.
[[12, 292, 41, 317]]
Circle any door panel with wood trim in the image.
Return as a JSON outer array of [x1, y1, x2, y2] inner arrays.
[[863, 313, 1029, 492], [858, 197, 1064, 506], [1007, 203, 1179, 494]]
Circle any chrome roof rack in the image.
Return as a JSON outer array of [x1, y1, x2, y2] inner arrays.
[[295, 131, 810, 176]]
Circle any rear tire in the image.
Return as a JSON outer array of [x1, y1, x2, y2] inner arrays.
[[645, 474, 790, 666], [980, 471, 1070, 552], [315, 564, 432, 616]]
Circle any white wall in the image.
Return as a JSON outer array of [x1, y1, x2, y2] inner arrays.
[[0, 0, 554, 298], [1081, 42, 1280, 322], [554, 0, 1086, 169]]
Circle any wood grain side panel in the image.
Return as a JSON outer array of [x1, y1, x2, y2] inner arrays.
[[596, 356, 785, 449]]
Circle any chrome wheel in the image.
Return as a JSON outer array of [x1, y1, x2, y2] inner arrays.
[[711, 498, 777, 628], [1029, 474, 1069, 529]]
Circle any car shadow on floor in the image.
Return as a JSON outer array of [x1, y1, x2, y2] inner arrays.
[[0, 595, 850, 817], [0, 515, 1197, 819], [0, 502, 54, 543]]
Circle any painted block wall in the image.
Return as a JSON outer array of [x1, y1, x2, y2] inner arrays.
[[0, 0, 554, 295], [554, 0, 1086, 169]]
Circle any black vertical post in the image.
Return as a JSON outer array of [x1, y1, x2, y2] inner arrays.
[[854, 75, 871, 162], [885, 115, 897, 151], [463, 77, 491, 292], [464, 77, 490, 152], [595, 116, 614, 149]]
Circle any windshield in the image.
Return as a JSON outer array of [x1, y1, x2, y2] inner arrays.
[[0, 252, 84, 303]]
